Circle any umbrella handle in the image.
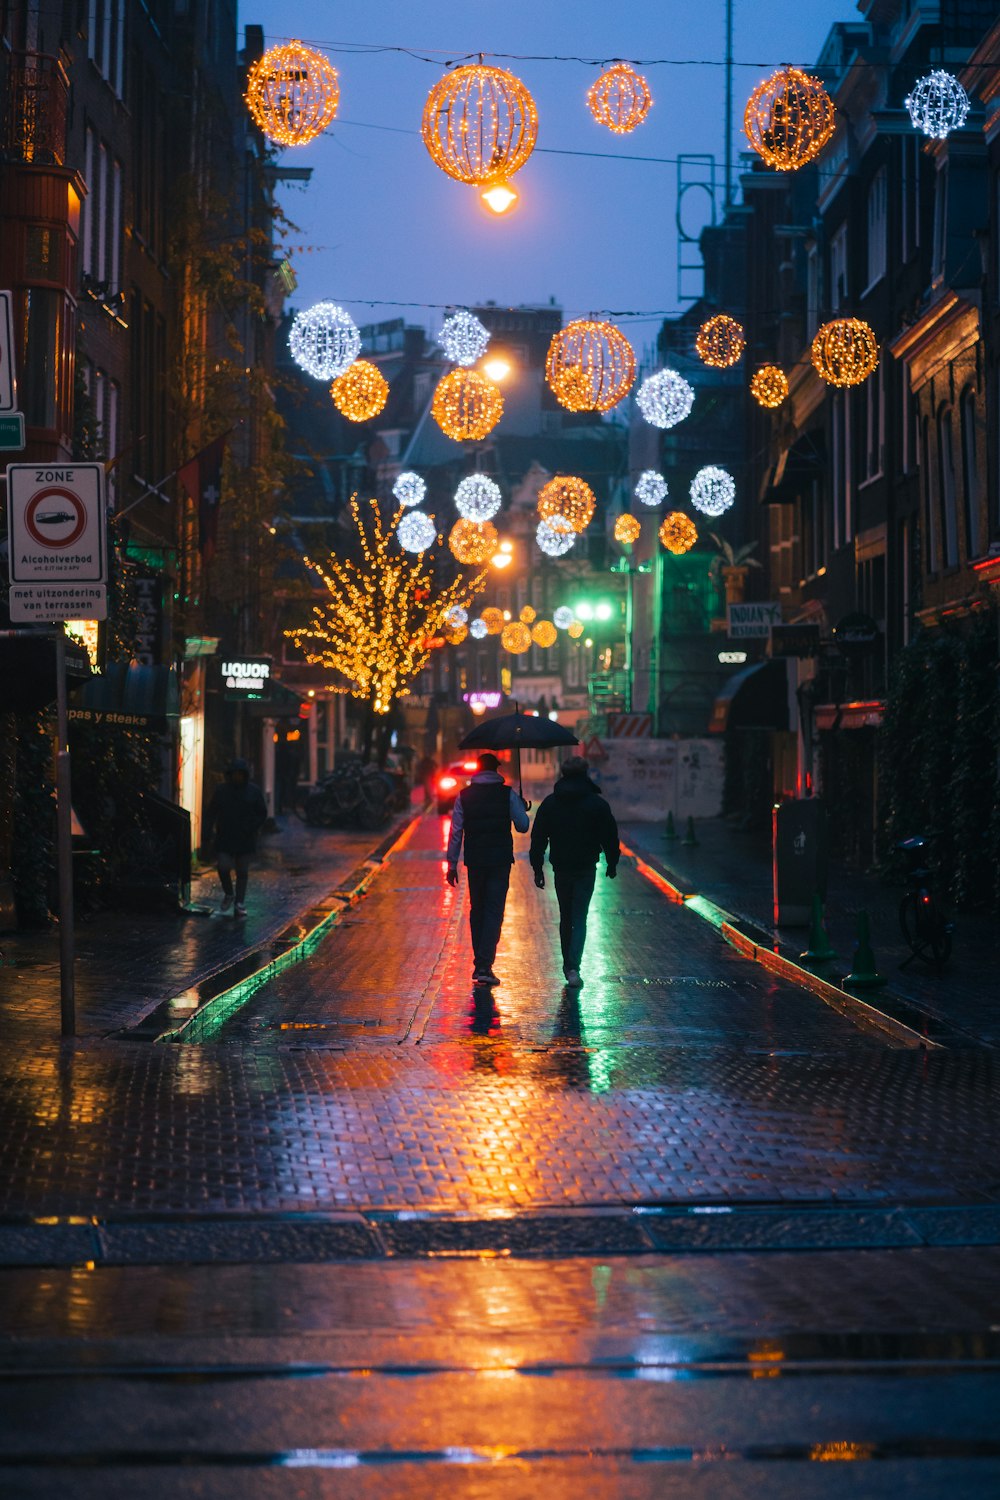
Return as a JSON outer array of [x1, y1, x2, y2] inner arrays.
[[515, 741, 531, 813]]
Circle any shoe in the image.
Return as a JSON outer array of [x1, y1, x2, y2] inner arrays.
[[220, 894, 233, 913], [233, 903, 247, 918], [473, 969, 499, 986], [564, 969, 582, 988]]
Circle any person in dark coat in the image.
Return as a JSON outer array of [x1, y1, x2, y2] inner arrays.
[[204, 758, 268, 917], [446, 752, 529, 986], [530, 755, 620, 987]]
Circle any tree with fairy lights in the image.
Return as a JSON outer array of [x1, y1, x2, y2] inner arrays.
[[286, 496, 488, 755]]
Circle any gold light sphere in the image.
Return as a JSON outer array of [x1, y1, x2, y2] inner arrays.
[[568, 620, 585, 639], [432, 369, 504, 442], [531, 619, 557, 648], [695, 314, 746, 369], [421, 64, 538, 186], [659, 512, 698, 555], [614, 513, 642, 545], [245, 41, 340, 147], [586, 62, 652, 134], [443, 623, 469, 646], [750, 364, 789, 408], [519, 605, 537, 624], [480, 606, 505, 635], [330, 360, 389, 422], [546, 319, 636, 412], [811, 319, 879, 388], [501, 621, 532, 654], [537, 475, 597, 534], [744, 66, 835, 172], [449, 517, 498, 566]]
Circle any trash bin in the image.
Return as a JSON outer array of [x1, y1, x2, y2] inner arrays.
[[772, 798, 828, 926]]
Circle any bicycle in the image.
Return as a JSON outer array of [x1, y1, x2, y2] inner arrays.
[[896, 836, 953, 970], [295, 762, 390, 831]]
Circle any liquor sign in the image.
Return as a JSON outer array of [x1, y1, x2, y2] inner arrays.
[[221, 656, 271, 700], [727, 601, 782, 639], [0, 291, 16, 411], [6, 462, 108, 622]]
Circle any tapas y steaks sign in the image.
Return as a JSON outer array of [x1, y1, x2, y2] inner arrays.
[[6, 462, 107, 621]]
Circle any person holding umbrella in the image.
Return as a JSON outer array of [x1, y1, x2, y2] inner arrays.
[[446, 752, 529, 986]]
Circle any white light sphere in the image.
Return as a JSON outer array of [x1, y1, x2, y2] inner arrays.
[[454, 473, 502, 522], [690, 465, 736, 517], [904, 69, 970, 140], [469, 618, 489, 640], [392, 471, 426, 508], [536, 517, 576, 558], [635, 469, 668, 506], [440, 309, 490, 367], [288, 302, 360, 381], [553, 606, 575, 630], [636, 369, 695, 429], [397, 509, 436, 552], [445, 605, 468, 628]]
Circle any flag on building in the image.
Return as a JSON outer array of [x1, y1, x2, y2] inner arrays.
[[177, 434, 228, 564]]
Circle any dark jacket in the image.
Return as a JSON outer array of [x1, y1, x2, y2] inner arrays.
[[205, 771, 268, 855], [530, 775, 620, 874]]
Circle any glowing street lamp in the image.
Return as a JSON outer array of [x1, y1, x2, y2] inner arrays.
[[481, 180, 518, 215], [483, 356, 512, 383], [491, 538, 514, 569]]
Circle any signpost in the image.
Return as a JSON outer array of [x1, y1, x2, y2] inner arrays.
[[0, 414, 25, 451], [0, 290, 17, 412]]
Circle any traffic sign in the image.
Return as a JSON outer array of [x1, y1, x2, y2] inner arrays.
[[0, 413, 24, 450], [0, 291, 16, 411], [583, 734, 608, 762], [6, 463, 107, 622]]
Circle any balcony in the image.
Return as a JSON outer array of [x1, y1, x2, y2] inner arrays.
[[1, 52, 69, 166]]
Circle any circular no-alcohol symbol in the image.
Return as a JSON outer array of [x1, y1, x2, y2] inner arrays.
[[25, 487, 87, 549]]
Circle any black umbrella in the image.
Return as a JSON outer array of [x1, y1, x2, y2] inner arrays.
[[459, 705, 579, 806]]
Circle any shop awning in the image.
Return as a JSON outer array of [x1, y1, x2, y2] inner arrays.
[[814, 700, 884, 732], [710, 658, 790, 734], [69, 663, 180, 733]]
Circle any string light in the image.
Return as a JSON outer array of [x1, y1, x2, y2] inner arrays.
[[614, 513, 641, 545], [519, 605, 537, 623], [634, 470, 667, 507], [537, 475, 596, 533], [454, 473, 502, 522], [481, 606, 505, 635], [330, 359, 389, 421], [695, 313, 746, 368], [568, 620, 585, 639], [750, 365, 789, 408], [690, 466, 735, 517], [811, 318, 879, 387], [553, 606, 575, 629], [536, 517, 576, 557], [636, 368, 695, 428], [421, 64, 538, 186], [744, 66, 835, 171], [392, 471, 426, 507], [445, 605, 469, 627], [905, 70, 970, 139], [469, 618, 489, 639], [449, 517, 499, 565], [501, 621, 532, 653], [444, 622, 469, 645], [531, 620, 558, 647], [245, 40, 340, 147], [586, 62, 652, 134], [545, 319, 636, 412], [432, 369, 504, 441], [289, 302, 360, 381], [659, 511, 698, 554], [397, 509, 436, 552], [440, 309, 490, 366]]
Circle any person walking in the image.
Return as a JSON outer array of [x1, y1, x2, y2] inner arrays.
[[204, 757, 268, 918], [446, 752, 529, 986], [530, 755, 620, 988]]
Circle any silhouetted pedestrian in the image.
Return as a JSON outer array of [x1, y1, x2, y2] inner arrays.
[[446, 752, 529, 985], [204, 758, 268, 918]]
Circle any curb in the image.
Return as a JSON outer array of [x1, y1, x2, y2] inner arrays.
[[620, 837, 945, 1051]]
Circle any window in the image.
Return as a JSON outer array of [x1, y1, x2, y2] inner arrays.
[[901, 136, 921, 263], [960, 388, 982, 559], [863, 362, 885, 482], [932, 163, 948, 283], [80, 131, 123, 296], [900, 361, 917, 474], [88, 0, 126, 97], [829, 224, 848, 310], [922, 417, 939, 572], [900, 519, 911, 645], [831, 391, 852, 547], [937, 407, 958, 568], [806, 244, 820, 339], [866, 167, 887, 290]]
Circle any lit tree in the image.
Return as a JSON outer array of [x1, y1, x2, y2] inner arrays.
[[286, 495, 488, 729]]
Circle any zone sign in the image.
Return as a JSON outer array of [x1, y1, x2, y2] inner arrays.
[[6, 463, 107, 583]]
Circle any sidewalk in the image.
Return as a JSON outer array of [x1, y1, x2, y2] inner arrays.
[[622, 817, 1000, 1047], [0, 807, 417, 1043]]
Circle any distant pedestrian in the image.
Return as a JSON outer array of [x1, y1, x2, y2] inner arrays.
[[204, 758, 268, 918], [530, 755, 620, 987], [446, 752, 529, 986], [415, 753, 438, 809]]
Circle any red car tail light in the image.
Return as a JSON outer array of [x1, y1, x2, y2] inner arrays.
[[438, 775, 458, 791]]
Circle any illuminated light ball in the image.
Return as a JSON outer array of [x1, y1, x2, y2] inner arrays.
[[330, 360, 389, 422], [905, 69, 970, 139], [469, 618, 489, 640], [289, 302, 360, 381], [432, 369, 504, 442], [636, 369, 695, 429], [690, 466, 736, 518], [568, 620, 585, 639], [421, 64, 538, 186], [396, 510, 436, 552], [480, 606, 505, 636], [445, 605, 468, 628], [811, 318, 879, 388], [553, 606, 575, 630], [537, 475, 596, 533], [501, 621, 532, 654], [546, 319, 636, 413], [519, 605, 537, 624], [392, 471, 426, 507], [695, 314, 746, 369], [614, 513, 642, 545], [440, 309, 489, 367], [659, 511, 698, 555], [744, 66, 835, 171], [448, 517, 498, 565], [750, 365, 789, 409], [454, 473, 502, 522], [531, 619, 557, 648], [445, 624, 469, 646], [536, 517, 576, 557], [634, 470, 668, 507], [586, 62, 652, 135], [244, 41, 340, 148]]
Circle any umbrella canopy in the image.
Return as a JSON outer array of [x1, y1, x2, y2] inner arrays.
[[459, 710, 578, 752]]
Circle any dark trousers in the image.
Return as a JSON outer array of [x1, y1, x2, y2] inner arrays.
[[466, 864, 511, 972], [553, 866, 597, 971], [216, 851, 251, 903]]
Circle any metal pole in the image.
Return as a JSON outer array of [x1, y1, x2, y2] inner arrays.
[[624, 566, 634, 714], [724, 0, 734, 209], [54, 630, 75, 1037]]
